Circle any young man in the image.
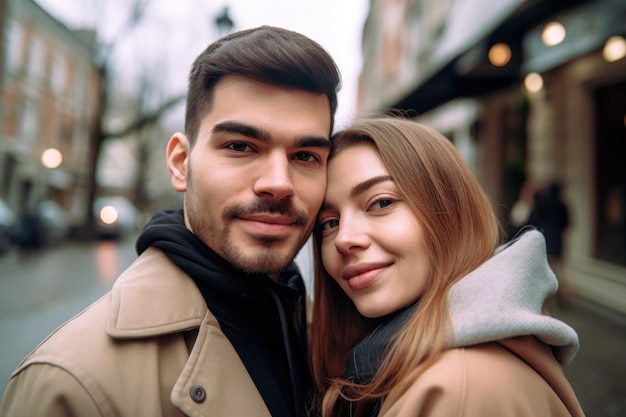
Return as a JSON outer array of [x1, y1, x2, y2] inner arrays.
[[0, 26, 341, 417]]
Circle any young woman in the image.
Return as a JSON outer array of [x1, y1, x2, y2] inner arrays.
[[310, 118, 585, 417]]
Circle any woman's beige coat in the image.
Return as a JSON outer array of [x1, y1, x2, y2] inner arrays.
[[375, 231, 586, 417], [378, 336, 585, 417], [0, 248, 272, 417]]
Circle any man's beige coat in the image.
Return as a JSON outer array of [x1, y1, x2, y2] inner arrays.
[[0, 248, 272, 417]]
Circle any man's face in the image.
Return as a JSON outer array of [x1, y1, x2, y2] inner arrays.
[[167, 76, 331, 276]]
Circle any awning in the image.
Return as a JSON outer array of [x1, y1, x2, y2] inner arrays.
[[390, 0, 592, 116], [433, 0, 525, 67]]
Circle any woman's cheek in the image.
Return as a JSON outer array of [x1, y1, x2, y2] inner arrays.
[[321, 241, 340, 279]]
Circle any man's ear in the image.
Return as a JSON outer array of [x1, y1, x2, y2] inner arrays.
[[166, 132, 190, 192]]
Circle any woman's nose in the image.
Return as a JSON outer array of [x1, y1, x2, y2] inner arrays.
[[333, 216, 370, 255]]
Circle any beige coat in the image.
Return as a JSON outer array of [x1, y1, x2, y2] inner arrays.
[[379, 336, 585, 417], [0, 248, 272, 417]]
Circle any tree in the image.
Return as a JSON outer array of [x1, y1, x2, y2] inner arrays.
[[79, 0, 184, 237]]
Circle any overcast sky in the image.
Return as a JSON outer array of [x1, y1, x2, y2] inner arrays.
[[35, 0, 369, 130]]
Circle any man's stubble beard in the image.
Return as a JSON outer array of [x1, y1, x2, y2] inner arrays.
[[184, 166, 312, 274]]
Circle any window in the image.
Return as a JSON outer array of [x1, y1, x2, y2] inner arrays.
[[4, 19, 24, 71], [594, 81, 626, 266], [19, 96, 40, 141], [50, 56, 67, 94], [27, 37, 45, 80]]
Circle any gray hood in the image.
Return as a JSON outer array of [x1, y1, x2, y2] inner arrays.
[[447, 229, 579, 365]]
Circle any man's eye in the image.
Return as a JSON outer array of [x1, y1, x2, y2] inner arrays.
[[293, 152, 318, 162], [227, 142, 253, 152]]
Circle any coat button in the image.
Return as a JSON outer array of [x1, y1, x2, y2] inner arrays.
[[190, 385, 206, 403]]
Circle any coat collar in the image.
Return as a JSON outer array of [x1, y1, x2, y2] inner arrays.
[[106, 247, 207, 338], [106, 248, 272, 417]]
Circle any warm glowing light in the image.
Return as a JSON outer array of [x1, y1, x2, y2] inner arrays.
[[100, 206, 119, 225], [524, 72, 544, 93], [542, 22, 566, 46], [488, 43, 512, 67], [41, 148, 63, 168], [97, 241, 120, 282], [603, 36, 626, 62]]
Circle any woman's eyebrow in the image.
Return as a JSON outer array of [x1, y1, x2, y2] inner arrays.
[[350, 175, 393, 198]]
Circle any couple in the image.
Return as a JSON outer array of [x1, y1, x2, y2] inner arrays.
[[0, 26, 584, 417]]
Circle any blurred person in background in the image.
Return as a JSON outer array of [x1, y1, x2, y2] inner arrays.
[[528, 182, 572, 307], [508, 179, 536, 237], [310, 118, 584, 417], [1, 26, 340, 417]]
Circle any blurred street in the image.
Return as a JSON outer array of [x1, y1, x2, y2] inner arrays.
[[0, 234, 138, 396], [551, 299, 626, 417], [0, 238, 624, 416]]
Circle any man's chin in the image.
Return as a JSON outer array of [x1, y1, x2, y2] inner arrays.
[[225, 245, 298, 275]]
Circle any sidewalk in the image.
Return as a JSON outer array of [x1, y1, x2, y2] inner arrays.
[[551, 297, 626, 417]]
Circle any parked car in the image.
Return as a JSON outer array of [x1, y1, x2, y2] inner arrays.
[[37, 200, 71, 244], [0, 199, 17, 254], [15, 200, 70, 250], [94, 196, 140, 239]]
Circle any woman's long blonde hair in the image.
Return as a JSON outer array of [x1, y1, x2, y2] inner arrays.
[[310, 118, 503, 417]]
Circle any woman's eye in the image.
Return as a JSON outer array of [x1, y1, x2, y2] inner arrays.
[[318, 218, 339, 231], [227, 142, 253, 152], [370, 199, 393, 211]]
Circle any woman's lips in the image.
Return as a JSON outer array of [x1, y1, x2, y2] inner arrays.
[[342, 263, 391, 290]]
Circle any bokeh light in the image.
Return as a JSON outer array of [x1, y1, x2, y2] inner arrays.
[[99, 206, 119, 225], [603, 36, 626, 62], [542, 21, 566, 46], [524, 72, 544, 93], [41, 148, 63, 169], [488, 43, 512, 67]]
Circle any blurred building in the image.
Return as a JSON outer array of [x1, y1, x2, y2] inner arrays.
[[0, 0, 101, 230], [359, 0, 626, 314]]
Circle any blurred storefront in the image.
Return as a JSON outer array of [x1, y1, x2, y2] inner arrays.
[[358, 0, 626, 314], [0, 0, 101, 233]]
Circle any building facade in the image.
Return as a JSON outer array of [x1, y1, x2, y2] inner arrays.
[[358, 0, 626, 314], [1, 0, 101, 232]]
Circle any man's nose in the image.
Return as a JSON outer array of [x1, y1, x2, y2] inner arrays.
[[253, 153, 295, 200]]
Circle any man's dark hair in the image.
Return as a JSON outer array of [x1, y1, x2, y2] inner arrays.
[[185, 25, 341, 144]]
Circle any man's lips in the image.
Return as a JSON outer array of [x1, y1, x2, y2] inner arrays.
[[237, 213, 298, 238], [242, 213, 296, 225]]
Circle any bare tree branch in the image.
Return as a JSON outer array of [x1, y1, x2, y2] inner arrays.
[[103, 94, 185, 138]]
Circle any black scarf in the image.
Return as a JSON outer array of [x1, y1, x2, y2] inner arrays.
[[136, 210, 310, 417], [344, 304, 418, 417]]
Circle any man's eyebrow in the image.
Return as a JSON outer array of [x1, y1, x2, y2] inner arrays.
[[212, 121, 266, 141], [297, 136, 331, 149], [212, 120, 330, 149], [350, 175, 393, 198]]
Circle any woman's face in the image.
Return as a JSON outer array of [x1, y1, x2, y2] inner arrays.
[[318, 142, 430, 318]]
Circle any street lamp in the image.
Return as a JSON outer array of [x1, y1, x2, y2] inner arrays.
[[41, 148, 63, 169], [214, 6, 234, 36], [38, 147, 63, 204]]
